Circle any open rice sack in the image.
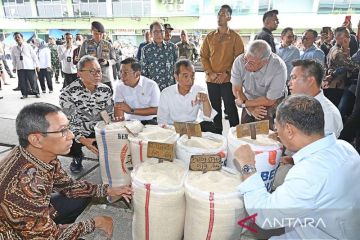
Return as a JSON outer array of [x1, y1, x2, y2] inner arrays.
[[176, 132, 227, 167], [227, 127, 283, 191], [129, 125, 179, 167], [94, 120, 143, 187], [184, 168, 245, 240], [131, 159, 187, 240]]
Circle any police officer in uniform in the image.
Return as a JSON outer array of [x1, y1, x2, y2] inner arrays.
[[78, 21, 116, 89]]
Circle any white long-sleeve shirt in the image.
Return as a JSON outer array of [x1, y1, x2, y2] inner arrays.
[[314, 90, 343, 138], [37, 47, 51, 69], [58, 44, 77, 74], [11, 43, 39, 70], [238, 134, 360, 239], [157, 84, 217, 125]]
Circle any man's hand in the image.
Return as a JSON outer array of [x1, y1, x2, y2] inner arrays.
[[234, 145, 256, 180], [193, 91, 209, 105], [247, 106, 267, 120], [115, 102, 131, 113], [322, 75, 333, 89], [36, 67, 40, 72], [98, 58, 108, 66], [79, 137, 98, 155], [208, 72, 218, 82], [12, 68, 16, 73], [215, 72, 228, 83], [107, 185, 133, 203], [94, 216, 113, 238], [281, 156, 294, 165]]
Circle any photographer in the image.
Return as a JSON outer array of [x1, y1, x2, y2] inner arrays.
[[58, 32, 78, 87], [78, 21, 116, 89]]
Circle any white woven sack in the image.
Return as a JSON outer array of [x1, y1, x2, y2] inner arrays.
[[95, 121, 143, 187], [227, 127, 283, 191], [129, 125, 179, 167], [131, 159, 187, 240], [176, 132, 227, 167], [184, 168, 245, 240]]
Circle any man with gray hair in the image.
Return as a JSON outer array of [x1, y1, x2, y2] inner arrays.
[[234, 95, 360, 239], [231, 40, 287, 129], [60, 55, 113, 173]]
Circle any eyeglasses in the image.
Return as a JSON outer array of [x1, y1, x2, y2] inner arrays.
[[120, 71, 135, 76], [80, 69, 102, 75], [35, 127, 72, 137]]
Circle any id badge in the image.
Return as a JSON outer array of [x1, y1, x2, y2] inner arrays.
[[67, 56, 71, 62], [20, 55, 23, 61]]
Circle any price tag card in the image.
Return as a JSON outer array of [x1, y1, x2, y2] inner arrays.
[[174, 122, 202, 137], [189, 154, 222, 172], [147, 142, 175, 161], [236, 120, 269, 138], [100, 110, 111, 125]]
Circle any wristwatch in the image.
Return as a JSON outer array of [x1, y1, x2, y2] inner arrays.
[[240, 164, 257, 175], [130, 108, 135, 114]]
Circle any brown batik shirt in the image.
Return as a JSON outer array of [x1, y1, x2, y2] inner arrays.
[[0, 146, 109, 239]]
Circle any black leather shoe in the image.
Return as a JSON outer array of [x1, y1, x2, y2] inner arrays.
[[20, 95, 28, 99], [70, 157, 83, 173], [13, 87, 20, 91], [35, 94, 40, 98]]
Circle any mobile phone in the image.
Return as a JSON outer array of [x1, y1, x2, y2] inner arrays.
[[344, 15, 351, 24]]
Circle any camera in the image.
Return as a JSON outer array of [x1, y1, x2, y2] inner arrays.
[[56, 38, 65, 46]]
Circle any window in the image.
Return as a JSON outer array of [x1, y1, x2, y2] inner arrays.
[[36, 0, 68, 17], [317, 0, 359, 14], [72, 0, 106, 17], [112, 0, 151, 17], [3, 0, 32, 18]]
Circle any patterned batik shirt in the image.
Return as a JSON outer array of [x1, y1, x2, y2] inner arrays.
[[59, 78, 113, 140], [0, 146, 109, 239], [141, 41, 178, 91]]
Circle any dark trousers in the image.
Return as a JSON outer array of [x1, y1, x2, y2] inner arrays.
[[69, 132, 96, 158], [206, 82, 239, 133], [2, 59, 13, 77], [18, 69, 39, 96], [113, 62, 120, 80], [63, 72, 78, 88], [38, 68, 53, 92], [51, 192, 91, 224], [141, 118, 158, 125], [200, 121, 222, 134]]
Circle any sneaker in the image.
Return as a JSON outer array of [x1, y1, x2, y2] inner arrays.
[[20, 95, 28, 99], [49, 90, 53, 93], [70, 157, 83, 173], [35, 94, 40, 98]]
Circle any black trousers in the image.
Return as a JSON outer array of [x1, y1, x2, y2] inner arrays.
[[63, 72, 78, 88], [69, 132, 96, 158], [38, 68, 53, 92], [2, 59, 13, 77], [206, 82, 239, 133], [51, 192, 91, 224], [18, 69, 39, 96], [200, 121, 222, 134]]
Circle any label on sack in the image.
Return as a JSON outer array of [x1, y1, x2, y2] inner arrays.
[[147, 141, 175, 161], [189, 154, 222, 171], [236, 120, 269, 138], [100, 110, 111, 125], [174, 122, 202, 137]]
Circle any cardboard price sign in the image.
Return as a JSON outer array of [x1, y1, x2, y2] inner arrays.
[[174, 122, 202, 137], [147, 141, 175, 161], [236, 120, 269, 139], [100, 110, 111, 125], [189, 154, 222, 172]]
